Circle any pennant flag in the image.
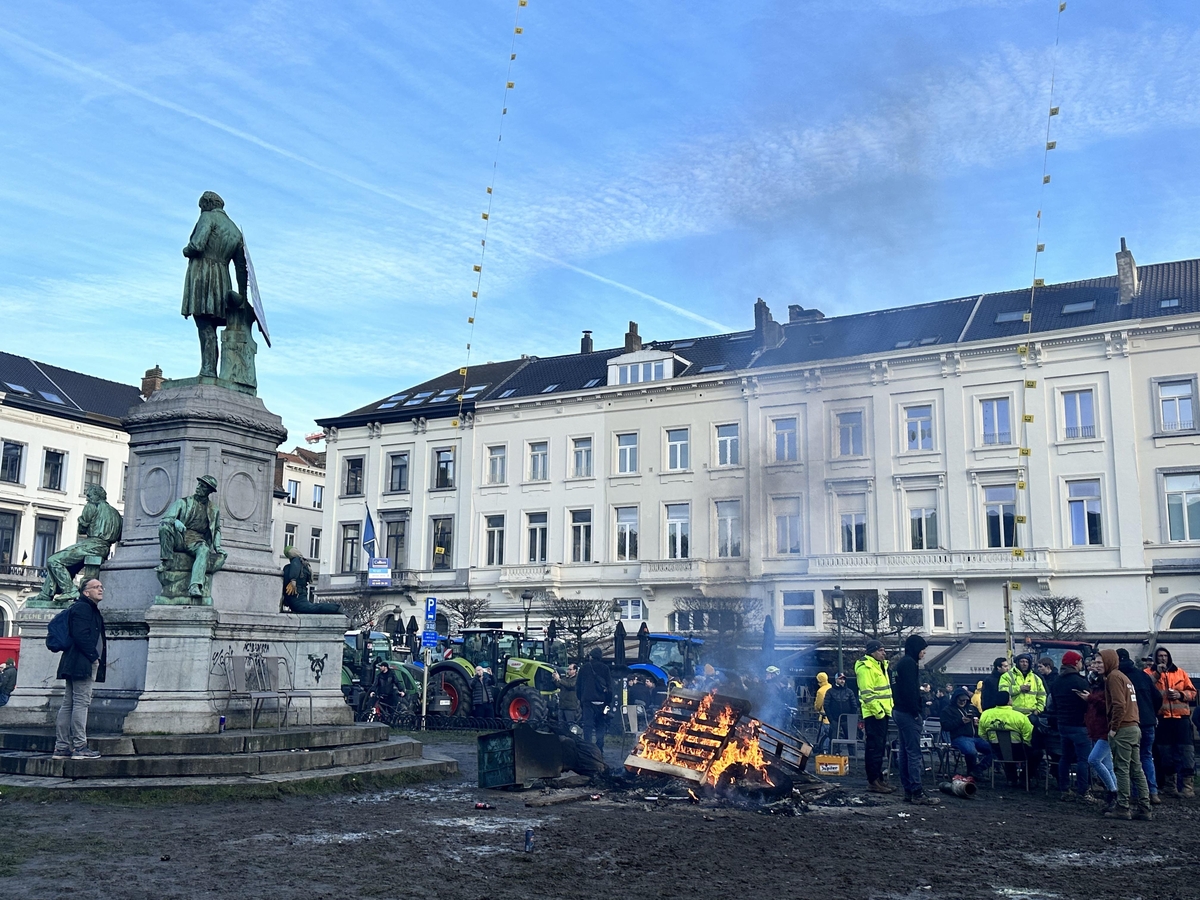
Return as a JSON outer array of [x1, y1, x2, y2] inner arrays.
[[1043, 175, 1051, 184], [362, 505, 377, 556], [1046, 141, 1057, 150], [1049, 106, 1060, 116], [1037, 243, 1045, 252]]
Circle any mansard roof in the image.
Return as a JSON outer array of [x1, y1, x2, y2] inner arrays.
[[0, 351, 143, 426]]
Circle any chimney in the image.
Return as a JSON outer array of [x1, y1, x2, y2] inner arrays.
[[1116, 237, 1139, 304], [141, 364, 164, 399], [788, 304, 825, 323], [624, 321, 642, 352], [753, 298, 784, 352], [580, 330, 594, 354]]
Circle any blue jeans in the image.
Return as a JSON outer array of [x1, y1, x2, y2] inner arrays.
[[1135, 725, 1157, 798], [894, 711, 924, 795], [951, 736, 993, 773], [1058, 725, 1093, 795], [1089, 738, 1117, 792]]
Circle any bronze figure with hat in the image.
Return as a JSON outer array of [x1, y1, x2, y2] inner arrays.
[[156, 474, 227, 603]]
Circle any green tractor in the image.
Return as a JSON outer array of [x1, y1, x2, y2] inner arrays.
[[430, 628, 563, 726]]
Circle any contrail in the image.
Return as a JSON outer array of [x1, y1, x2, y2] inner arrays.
[[0, 28, 732, 333]]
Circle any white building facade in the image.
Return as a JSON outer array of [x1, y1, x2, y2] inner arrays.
[[316, 245, 1200, 676], [271, 448, 327, 573]]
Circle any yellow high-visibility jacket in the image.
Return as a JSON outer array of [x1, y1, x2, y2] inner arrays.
[[855, 655, 893, 720], [999, 669, 1046, 715]]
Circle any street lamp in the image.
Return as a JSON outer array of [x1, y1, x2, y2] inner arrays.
[[520, 589, 535, 636], [831, 585, 846, 675]]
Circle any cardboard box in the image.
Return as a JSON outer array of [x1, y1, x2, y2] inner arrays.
[[815, 754, 849, 776]]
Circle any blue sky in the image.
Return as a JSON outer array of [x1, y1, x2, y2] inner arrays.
[[1, 0, 1199, 442]]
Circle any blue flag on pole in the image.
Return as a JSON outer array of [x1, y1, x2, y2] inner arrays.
[[362, 505, 377, 556]]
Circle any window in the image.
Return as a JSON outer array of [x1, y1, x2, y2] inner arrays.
[[616, 598, 642, 620], [774, 496, 801, 555], [888, 590, 924, 628], [616, 433, 638, 474], [1063, 389, 1096, 439], [312, 484, 324, 509], [84, 458, 105, 489], [773, 417, 798, 462], [42, 450, 64, 491], [716, 500, 742, 557], [388, 452, 409, 492], [836, 412, 864, 456], [0, 511, 16, 566], [1165, 473, 1200, 542], [485, 515, 505, 566], [981, 398, 1011, 445], [1061, 300, 1096, 314], [572, 437, 593, 478], [385, 518, 407, 568], [716, 424, 740, 466], [1161, 298, 1181, 310], [340, 523, 361, 573], [121, 464, 128, 501], [908, 489, 938, 550], [344, 458, 364, 495], [540, 383, 559, 394], [1067, 480, 1103, 546], [33, 516, 60, 567], [285, 480, 299, 505], [905, 405, 933, 451], [782, 590, 815, 627], [0, 442, 21, 484], [309, 527, 322, 560], [434, 449, 455, 489], [932, 589, 947, 630], [487, 445, 507, 485], [666, 429, 690, 471], [1158, 381, 1195, 432], [666, 503, 690, 559], [994, 310, 1027, 324], [431, 517, 454, 569], [615, 507, 638, 560], [984, 485, 1018, 548], [529, 442, 548, 481], [527, 512, 548, 563], [284, 523, 297, 549], [571, 509, 592, 562], [839, 493, 867, 553], [616, 361, 667, 385]]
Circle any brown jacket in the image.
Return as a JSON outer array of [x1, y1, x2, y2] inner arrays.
[[1101, 649, 1139, 734]]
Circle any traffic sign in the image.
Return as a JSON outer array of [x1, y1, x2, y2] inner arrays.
[[424, 597, 438, 624], [421, 630, 440, 648]]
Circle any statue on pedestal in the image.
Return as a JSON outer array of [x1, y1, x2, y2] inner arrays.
[[181, 191, 270, 392], [156, 475, 227, 604], [31, 485, 122, 604]]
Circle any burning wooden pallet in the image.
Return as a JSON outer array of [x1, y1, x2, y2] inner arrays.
[[624, 689, 752, 782]]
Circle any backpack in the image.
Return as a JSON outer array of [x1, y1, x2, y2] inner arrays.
[[45, 606, 73, 653]]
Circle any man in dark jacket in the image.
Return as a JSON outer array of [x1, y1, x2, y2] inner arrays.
[[940, 686, 992, 777], [1050, 650, 1092, 800], [891, 634, 938, 805], [469, 665, 493, 717], [982, 658, 1010, 711], [53, 578, 106, 760], [576, 647, 612, 751], [0, 658, 16, 705], [823, 672, 857, 741], [554, 663, 580, 726], [1117, 648, 1162, 805]]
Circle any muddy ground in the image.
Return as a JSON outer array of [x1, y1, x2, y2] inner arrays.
[[2, 732, 1197, 900]]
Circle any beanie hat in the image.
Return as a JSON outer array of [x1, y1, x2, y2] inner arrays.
[[1061, 650, 1082, 668], [865, 639, 884, 654]]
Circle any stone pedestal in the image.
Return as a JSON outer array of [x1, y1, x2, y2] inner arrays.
[[0, 382, 352, 734]]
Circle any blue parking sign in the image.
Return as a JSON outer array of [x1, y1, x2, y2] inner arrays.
[[424, 597, 437, 624]]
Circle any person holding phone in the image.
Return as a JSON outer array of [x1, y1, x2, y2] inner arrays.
[[1146, 647, 1197, 799]]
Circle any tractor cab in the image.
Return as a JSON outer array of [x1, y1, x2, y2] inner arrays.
[[429, 628, 561, 725], [625, 634, 705, 692]]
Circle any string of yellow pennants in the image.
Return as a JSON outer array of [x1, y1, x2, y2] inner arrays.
[[454, 0, 530, 427], [1005, 1, 1069, 658]]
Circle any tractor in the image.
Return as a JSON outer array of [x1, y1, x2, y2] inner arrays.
[[429, 628, 563, 726], [342, 629, 449, 719], [618, 633, 706, 700]]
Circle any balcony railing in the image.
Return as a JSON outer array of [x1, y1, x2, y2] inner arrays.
[[0, 564, 46, 583], [982, 431, 1012, 446], [1064, 424, 1096, 439], [809, 548, 1048, 576]]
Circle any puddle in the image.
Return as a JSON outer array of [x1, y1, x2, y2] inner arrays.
[[426, 815, 550, 833], [445, 845, 514, 862], [992, 888, 1061, 899], [1022, 849, 1163, 868], [336, 783, 475, 805], [289, 828, 405, 845]]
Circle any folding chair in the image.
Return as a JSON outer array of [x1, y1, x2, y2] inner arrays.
[[924, 718, 961, 778], [990, 729, 1030, 790], [226, 656, 286, 730], [272, 656, 313, 727]]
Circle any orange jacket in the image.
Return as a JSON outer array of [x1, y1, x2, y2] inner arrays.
[[1146, 650, 1196, 719]]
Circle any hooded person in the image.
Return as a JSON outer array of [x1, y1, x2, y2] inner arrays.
[[982, 658, 1010, 711], [972, 680, 984, 711], [1146, 646, 1197, 799], [1117, 648, 1162, 805], [978, 691, 1034, 787], [576, 647, 613, 751], [1001, 652, 1047, 717], [1050, 650, 1094, 800], [940, 686, 992, 777], [814, 672, 832, 723], [890, 634, 939, 805], [1100, 649, 1152, 820]]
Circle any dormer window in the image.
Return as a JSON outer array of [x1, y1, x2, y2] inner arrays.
[[607, 349, 679, 387]]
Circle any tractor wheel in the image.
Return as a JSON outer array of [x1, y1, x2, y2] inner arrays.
[[438, 669, 472, 718], [503, 685, 548, 727]]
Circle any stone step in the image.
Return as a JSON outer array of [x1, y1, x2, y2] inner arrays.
[[0, 736, 421, 779], [0, 752, 459, 793], [0, 724, 390, 756]]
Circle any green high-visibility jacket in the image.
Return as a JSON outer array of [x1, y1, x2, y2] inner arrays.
[[999, 669, 1046, 715], [979, 705, 1034, 745], [855, 655, 893, 720]]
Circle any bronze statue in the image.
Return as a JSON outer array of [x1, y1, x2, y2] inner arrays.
[[33, 485, 122, 603], [157, 474, 227, 602], [281, 546, 341, 615], [182, 192, 270, 389]]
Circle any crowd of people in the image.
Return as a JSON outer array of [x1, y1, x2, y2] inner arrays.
[[810, 636, 1198, 818]]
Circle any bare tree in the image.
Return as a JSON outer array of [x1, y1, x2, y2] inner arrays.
[[545, 595, 614, 663], [338, 591, 389, 630], [672, 596, 763, 667], [825, 589, 922, 652], [440, 595, 491, 633], [1019, 594, 1085, 639]]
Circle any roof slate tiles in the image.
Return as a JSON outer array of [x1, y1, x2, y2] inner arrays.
[[0, 351, 142, 424]]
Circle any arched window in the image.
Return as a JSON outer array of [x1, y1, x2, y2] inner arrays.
[[0, 604, 8, 637], [1169, 608, 1200, 629]]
